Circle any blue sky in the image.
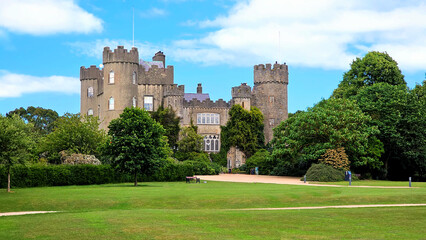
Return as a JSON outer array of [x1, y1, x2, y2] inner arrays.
[[1, 0, 425, 115]]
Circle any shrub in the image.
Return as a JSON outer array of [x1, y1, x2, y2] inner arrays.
[[318, 147, 350, 170], [173, 152, 210, 162], [244, 149, 272, 175], [305, 163, 345, 182], [271, 160, 310, 177], [0, 161, 220, 188]]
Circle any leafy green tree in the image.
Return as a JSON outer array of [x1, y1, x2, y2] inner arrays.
[[106, 108, 169, 186], [333, 51, 406, 98], [7, 106, 59, 135], [0, 114, 35, 192], [271, 98, 383, 176], [40, 113, 106, 163], [354, 82, 426, 179], [221, 105, 264, 158], [174, 122, 205, 161], [150, 106, 180, 150]]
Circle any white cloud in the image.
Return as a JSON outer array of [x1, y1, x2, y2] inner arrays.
[[174, 0, 426, 70], [0, 70, 79, 97], [140, 8, 167, 18], [0, 0, 103, 35]]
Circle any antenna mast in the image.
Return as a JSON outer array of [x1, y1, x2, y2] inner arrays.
[[132, 8, 135, 47]]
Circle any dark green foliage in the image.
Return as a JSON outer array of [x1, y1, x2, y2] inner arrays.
[[106, 108, 170, 186], [354, 82, 426, 180], [174, 151, 210, 162], [305, 163, 345, 182], [271, 98, 383, 176], [210, 151, 227, 167], [333, 51, 406, 98], [0, 164, 124, 188], [244, 149, 273, 175], [150, 106, 180, 150], [7, 106, 59, 135], [271, 160, 310, 177], [39, 113, 106, 164], [221, 105, 264, 158]]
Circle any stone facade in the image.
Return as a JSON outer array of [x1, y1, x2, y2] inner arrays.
[[80, 46, 289, 168]]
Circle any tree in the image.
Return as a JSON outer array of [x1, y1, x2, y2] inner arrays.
[[40, 113, 106, 163], [0, 114, 35, 192], [150, 106, 180, 150], [333, 51, 406, 98], [271, 98, 383, 176], [174, 121, 205, 161], [354, 82, 426, 179], [7, 106, 59, 135], [221, 105, 264, 158], [106, 107, 169, 186]]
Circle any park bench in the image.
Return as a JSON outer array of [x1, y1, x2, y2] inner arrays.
[[186, 176, 200, 183]]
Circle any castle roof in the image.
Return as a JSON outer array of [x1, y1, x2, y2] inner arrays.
[[184, 93, 210, 101]]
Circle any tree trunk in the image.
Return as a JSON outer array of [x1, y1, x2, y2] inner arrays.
[[134, 172, 138, 186], [7, 170, 11, 193]]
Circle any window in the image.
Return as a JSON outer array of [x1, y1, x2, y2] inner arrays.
[[132, 71, 137, 85], [97, 105, 100, 117], [269, 118, 275, 126], [144, 96, 153, 111], [109, 97, 114, 110], [197, 113, 220, 125], [87, 87, 94, 98], [242, 102, 245, 109], [109, 71, 114, 84], [87, 108, 93, 116], [269, 96, 275, 104], [132, 96, 137, 107], [203, 135, 219, 152]]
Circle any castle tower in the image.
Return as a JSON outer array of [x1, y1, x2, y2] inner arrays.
[[100, 46, 139, 129], [231, 83, 252, 111], [80, 65, 103, 118], [152, 51, 165, 67], [252, 62, 289, 143]]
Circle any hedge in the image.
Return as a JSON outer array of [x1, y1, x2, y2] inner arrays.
[[0, 161, 219, 188], [305, 163, 345, 182]]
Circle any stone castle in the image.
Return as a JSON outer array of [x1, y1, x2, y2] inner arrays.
[[80, 46, 289, 168]]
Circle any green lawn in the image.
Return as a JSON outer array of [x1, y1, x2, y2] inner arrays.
[[313, 179, 426, 187], [1, 181, 425, 239]]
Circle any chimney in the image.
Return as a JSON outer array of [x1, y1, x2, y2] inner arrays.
[[197, 83, 202, 94]]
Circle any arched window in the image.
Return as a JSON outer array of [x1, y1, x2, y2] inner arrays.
[[87, 108, 93, 116], [109, 71, 114, 84], [132, 71, 137, 85], [109, 97, 114, 110], [132, 96, 137, 107], [203, 135, 220, 152], [87, 87, 94, 98]]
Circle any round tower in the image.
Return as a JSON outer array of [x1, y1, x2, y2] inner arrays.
[[252, 62, 289, 143], [101, 46, 139, 130]]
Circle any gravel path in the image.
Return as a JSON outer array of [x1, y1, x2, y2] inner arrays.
[[196, 174, 413, 188], [234, 203, 426, 211], [0, 211, 58, 217]]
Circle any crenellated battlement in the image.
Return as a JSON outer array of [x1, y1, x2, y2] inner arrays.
[[253, 62, 288, 85], [80, 65, 103, 81], [103, 46, 139, 64], [140, 65, 174, 85], [164, 84, 185, 96], [183, 98, 230, 109], [232, 83, 252, 98]]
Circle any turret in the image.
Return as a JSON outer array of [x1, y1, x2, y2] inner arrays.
[[231, 83, 252, 111], [152, 51, 165, 67]]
